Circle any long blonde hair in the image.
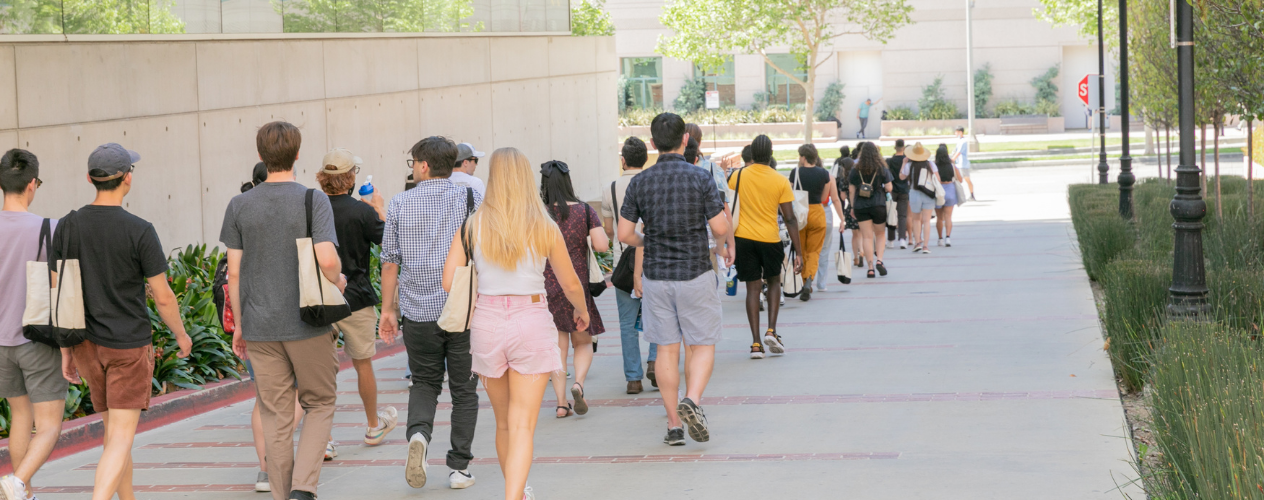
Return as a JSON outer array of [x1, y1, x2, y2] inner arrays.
[[472, 147, 559, 270]]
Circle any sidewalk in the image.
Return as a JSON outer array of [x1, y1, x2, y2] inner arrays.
[[24, 163, 1141, 499]]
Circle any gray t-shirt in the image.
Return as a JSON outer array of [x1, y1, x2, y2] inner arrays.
[[0, 212, 55, 346], [219, 182, 338, 342]]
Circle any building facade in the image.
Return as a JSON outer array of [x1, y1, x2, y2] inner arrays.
[[609, 0, 1116, 136]]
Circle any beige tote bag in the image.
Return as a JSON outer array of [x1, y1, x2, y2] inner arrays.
[[438, 188, 479, 333], [298, 190, 351, 327], [790, 167, 809, 224], [22, 216, 87, 347]]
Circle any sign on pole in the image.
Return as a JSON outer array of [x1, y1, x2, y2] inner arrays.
[[1078, 75, 1091, 106], [705, 91, 720, 110]]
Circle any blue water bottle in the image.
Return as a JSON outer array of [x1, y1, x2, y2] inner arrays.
[[725, 266, 738, 296], [358, 175, 374, 197]]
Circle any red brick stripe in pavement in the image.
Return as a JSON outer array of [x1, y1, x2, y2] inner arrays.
[[722, 314, 1097, 329], [196, 422, 450, 430]]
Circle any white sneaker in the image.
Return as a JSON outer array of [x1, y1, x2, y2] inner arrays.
[[364, 406, 398, 445], [405, 433, 429, 488], [449, 469, 475, 489], [0, 475, 27, 500], [937, 239, 944, 247], [815, 281, 827, 292], [324, 440, 338, 461], [255, 471, 270, 492], [899, 238, 907, 249], [523, 485, 536, 500], [945, 237, 952, 247]]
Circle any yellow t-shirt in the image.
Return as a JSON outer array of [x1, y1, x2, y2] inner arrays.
[[729, 164, 794, 243]]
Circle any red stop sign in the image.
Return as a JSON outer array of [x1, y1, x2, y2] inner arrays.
[[1078, 75, 1091, 106]]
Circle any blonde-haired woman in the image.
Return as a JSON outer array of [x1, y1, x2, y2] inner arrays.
[[443, 147, 589, 500]]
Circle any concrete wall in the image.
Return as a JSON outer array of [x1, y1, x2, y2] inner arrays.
[[0, 35, 618, 251]]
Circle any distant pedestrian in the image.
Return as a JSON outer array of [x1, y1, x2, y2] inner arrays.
[[952, 127, 975, 200], [741, 145, 753, 168], [601, 137, 657, 394], [856, 98, 882, 138], [0, 149, 69, 500], [620, 112, 729, 446], [787, 144, 842, 301], [847, 142, 893, 278], [885, 139, 910, 249], [539, 160, 607, 418], [685, 124, 736, 275], [64, 143, 192, 500], [935, 144, 962, 247], [833, 146, 862, 267], [443, 147, 589, 500], [451, 142, 487, 197], [900, 142, 938, 254]]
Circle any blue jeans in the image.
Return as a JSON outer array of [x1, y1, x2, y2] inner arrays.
[[616, 288, 657, 381]]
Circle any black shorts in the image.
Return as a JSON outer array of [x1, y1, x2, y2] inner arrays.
[[734, 237, 784, 282], [854, 205, 888, 224]]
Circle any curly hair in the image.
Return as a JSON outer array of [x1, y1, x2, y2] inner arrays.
[[856, 142, 886, 177], [316, 170, 357, 196]]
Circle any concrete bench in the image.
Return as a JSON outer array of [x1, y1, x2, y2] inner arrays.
[[999, 116, 1049, 135]]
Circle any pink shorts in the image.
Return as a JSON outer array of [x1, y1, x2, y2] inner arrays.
[[469, 295, 563, 378]]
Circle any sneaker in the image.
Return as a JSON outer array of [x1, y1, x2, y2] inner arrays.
[[899, 238, 908, 249], [405, 433, 429, 488], [937, 239, 944, 247], [815, 281, 828, 292], [364, 406, 399, 445], [288, 491, 315, 500], [749, 343, 765, 360], [523, 485, 536, 500], [255, 471, 271, 493], [676, 398, 710, 442], [799, 279, 812, 302], [324, 440, 337, 461], [1, 475, 27, 500], [763, 330, 785, 354], [449, 469, 475, 489], [664, 427, 686, 446], [970, 193, 976, 201], [779, 295, 785, 306], [945, 237, 952, 247]]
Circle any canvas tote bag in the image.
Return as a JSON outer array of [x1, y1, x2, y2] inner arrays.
[[438, 188, 478, 333], [23, 214, 88, 347], [790, 168, 809, 224], [781, 245, 805, 297], [954, 180, 968, 206], [835, 237, 852, 285], [298, 189, 352, 327]]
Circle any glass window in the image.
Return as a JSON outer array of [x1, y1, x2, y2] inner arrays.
[[765, 53, 808, 107], [694, 57, 735, 107], [621, 57, 663, 109]]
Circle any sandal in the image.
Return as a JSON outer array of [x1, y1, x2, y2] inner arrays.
[[867, 269, 876, 279], [750, 343, 765, 360], [556, 403, 574, 418], [875, 261, 887, 276], [571, 383, 589, 415]]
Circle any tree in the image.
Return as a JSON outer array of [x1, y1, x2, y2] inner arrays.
[[917, 76, 959, 120], [571, 0, 615, 36], [1130, 0, 1178, 183], [1034, 0, 1117, 50], [1, 0, 185, 34], [973, 63, 994, 118], [278, 0, 478, 32], [657, 0, 913, 142], [815, 81, 846, 122]]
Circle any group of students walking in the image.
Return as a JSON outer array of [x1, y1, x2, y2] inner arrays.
[[0, 113, 974, 500]]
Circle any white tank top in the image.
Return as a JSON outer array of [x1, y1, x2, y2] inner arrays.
[[472, 244, 547, 296]]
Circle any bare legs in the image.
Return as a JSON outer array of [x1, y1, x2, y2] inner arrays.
[[6, 396, 64, 496], [909, 210, 932, 249], [484, 370, 550, 500], [857, 220, 877, 272], [551, 331, 594, 417], [351, 358, 380, 428], [743, 276, 782, 345], [655, 343, 716, 429], [93, 409, 141, 500], [935, 205, 955, 239]]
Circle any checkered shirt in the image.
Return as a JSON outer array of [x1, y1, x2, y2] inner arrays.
[[382, 179, 482, 323]]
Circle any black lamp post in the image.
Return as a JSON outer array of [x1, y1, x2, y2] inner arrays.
[[1117, 0, 1134, 217], [1096, 0, 1109, 184], [1168, 0, 1209, 317]]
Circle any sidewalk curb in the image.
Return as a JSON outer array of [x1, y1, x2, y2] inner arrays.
[[974, 152, 1245, 171], [0, 338, 406, 473]]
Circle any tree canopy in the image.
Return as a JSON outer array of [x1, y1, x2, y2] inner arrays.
[[278, 0, 479, 32], [571, 0, 615, 36], [1, 0, 185, 34]]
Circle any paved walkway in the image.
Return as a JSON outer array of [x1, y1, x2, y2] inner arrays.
[[28, 164, 1141, 499]]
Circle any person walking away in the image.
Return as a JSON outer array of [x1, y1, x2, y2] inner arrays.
[[57, 143, 192, 500], [620, 112, 730, 446], [885, 139, 910, 249], [787, 144, 842, 301], [856, 98, 882, 138], [684, 124, 736, 275], [0, 150, 69, 500], [813, 157, 837, 293], [847, 143, 894, 279], [316, 149, 399, 449], [900, 143, 939, 254], [379, 136, 483, 491], [601, 137, 658, 394], [934, 144, 962, 247], [727, 135, 803, 359], [222, 125, 345, 500], [952, 127, 975, 200], [451, 143, 487, 197], [538, 160, 607, 418], [833, 146, 862, 267], [443, 147, 589, 500]]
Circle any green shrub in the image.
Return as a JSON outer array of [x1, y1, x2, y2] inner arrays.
[[618, 106, 805, 127], [1068, 184, 1136, 280], [916, 76, 960, 120], [886, 106, 916, 121], [1031, 64, 1059, 106], [994, 100, 1036, 117], [973, 63, 993, 116], [815, 81, 845, 121], [1034, 100, 1061, 117], [1098, 259, 1169, 392]]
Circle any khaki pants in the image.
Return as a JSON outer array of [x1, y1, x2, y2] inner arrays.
[[248, 331, 339, 500]]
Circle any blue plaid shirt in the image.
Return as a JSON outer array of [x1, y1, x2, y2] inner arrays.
[[382, 179, 482, 323]]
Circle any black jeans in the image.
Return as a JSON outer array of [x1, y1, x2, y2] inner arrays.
[[887, 192, 909, 242], [402, 319, 478, 470]]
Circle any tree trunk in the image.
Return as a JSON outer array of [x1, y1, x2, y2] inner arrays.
[[1145, 125, 1156, 155], [803, 89, 815, 143], [1214, 121, 1221, 220]]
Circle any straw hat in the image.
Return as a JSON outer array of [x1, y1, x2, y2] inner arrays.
[[905, 142, 932, 162]]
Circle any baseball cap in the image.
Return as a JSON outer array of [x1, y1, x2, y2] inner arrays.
[[455, 143, 485, 163], [88, 143, 140, 181], [321, 148, 362, 174]]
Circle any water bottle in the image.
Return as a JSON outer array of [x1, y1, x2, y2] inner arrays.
[[725, 266, 738, 296], [634, 309, 643, 332], [358, 175, 374, 197]]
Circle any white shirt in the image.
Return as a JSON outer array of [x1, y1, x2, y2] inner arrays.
[[472, 245, 547, 296], [954, 138, 970, 169], [449, 171, 486, 197]]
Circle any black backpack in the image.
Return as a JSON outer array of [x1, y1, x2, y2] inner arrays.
[[212, 256, 229, 330]]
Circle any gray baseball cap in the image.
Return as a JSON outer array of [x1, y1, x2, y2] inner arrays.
[[88, 143, 140, 181], [455, 143, 485, 163]]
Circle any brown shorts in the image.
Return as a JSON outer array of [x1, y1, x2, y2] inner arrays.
[[72, 340, 155, 411]]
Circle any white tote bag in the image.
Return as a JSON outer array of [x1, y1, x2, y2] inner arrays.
[[885, 197, 898, 226], [954, 180, 968, 206], [790, 168, 809, 224], [835, 248, 853, 284], [933, 181, 946, 207], [22, 216, 87, 347], [298, 190, 351, 327], [781, 245, 805, 297], [438, 188, 479, 333]]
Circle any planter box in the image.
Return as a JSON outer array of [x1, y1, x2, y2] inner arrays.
[[619, 121, 838, 144], [881, 117, 1065, 137]]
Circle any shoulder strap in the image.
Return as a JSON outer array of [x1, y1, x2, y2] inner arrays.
[[465, 187, 475, 216], [36, 218, 50, 261], [611, 181, 625, 253], [305, 189, 314, 238], [793, 167, 803, 190]]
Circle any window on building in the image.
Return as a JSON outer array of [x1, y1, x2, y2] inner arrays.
[[693, 58, 736, 107], [621, 57, 664, 109], [764, 54, 808, 107]]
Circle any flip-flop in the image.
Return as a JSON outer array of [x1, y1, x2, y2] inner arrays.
[[556, 404, 574, 418], [571, 383, 589, 415]]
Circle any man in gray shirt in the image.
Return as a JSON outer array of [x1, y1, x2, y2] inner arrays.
[[221, 122, 346, 500]]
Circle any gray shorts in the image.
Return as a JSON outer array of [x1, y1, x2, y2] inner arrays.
[[641, 271, 723, 346], [0, 342, 69, 403]]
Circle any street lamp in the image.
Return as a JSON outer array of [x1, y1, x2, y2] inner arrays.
[[1168, 0, 1209, 317], [965, 0, 978, 149], [1096, 0, 1109, 184], [1117, 0, 1134, 217]]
